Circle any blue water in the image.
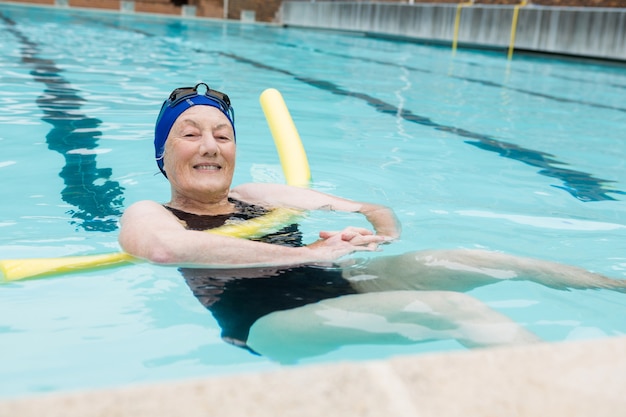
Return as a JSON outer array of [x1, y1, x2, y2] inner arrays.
[[1, 2, 625, 398]]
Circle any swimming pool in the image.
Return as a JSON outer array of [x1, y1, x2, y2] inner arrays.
[[1, 2, 625, 398]]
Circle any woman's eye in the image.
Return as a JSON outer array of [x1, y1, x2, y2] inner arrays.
[[215, 130, 233, 141]]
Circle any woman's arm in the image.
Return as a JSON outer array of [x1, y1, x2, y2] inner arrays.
[[118, 200, 385, 268], [357, 202, 401, 239], [230, 183, 401, 239]]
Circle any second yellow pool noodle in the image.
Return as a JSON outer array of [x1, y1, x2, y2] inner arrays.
[[0, 89, 310, 282], [260, 88, 311, 187]]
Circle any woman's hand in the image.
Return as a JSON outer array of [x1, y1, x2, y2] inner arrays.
[[305, 229, 379, 262], [317, 227, 392, 251]]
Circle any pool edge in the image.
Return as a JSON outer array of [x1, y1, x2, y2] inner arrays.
[[1, 336, 624, 416]]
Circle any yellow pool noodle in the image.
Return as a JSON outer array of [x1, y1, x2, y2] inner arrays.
[[260, 88, 311, 187], [0, 89, 310, 282]]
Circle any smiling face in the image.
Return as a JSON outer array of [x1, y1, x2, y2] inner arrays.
[[163, 105, 236, 211]]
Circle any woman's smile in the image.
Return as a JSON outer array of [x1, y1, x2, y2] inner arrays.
[[194, 162, 222, 171]]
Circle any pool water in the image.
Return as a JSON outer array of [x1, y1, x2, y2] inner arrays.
[[1, 2, 625, 398]]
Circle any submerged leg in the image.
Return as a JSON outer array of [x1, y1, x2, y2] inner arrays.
[[343, 249, 626, 293], [247, 290, 539, 364]]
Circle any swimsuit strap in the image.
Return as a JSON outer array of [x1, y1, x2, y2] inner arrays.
[[164, 198, 269, 231]]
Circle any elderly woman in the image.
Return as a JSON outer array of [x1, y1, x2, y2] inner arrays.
[[119, 83, 624, 361]]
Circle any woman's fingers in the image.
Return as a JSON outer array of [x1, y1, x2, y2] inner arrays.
[[319, 227, 393, 250], [320, 227, 373, 240], [318, 230, 337, 239]]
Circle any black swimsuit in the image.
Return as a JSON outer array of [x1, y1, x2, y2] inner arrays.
[[166, 199, 357, 351]]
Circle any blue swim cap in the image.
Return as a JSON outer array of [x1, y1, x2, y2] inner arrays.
[[154, 83, 236, 177]]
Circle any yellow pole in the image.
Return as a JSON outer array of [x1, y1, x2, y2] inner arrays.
[[507, 0, 528, 60], [452, 1, 473, 56]]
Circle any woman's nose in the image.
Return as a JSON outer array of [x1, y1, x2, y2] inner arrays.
[[199, 133, 219, 155]]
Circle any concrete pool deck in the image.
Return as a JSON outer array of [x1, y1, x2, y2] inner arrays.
[[1, 335, 624, 416]]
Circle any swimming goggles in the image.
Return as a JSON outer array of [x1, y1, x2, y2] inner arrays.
[[164, 82, 235, 123]]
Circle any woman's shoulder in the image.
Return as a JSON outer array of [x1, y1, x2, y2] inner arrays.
[[126, 199, 167, 210], [122, 200, 170, 219], [230, 183, 301, 206], [118, 200, 181, 242], [230, 182, 288, 195]]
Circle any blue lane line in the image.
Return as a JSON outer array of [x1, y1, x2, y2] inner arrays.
[[1, 13, 125, 232], [221, 52, 624, 202], [275, 40, 626, 113]]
